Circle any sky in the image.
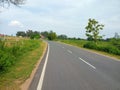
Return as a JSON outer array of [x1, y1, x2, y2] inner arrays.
[[0, 0, 120, 38]]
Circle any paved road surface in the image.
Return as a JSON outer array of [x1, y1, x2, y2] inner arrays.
[[29, 41, 120, 90]]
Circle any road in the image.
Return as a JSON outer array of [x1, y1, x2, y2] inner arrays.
[[29, 41, 120, 90]]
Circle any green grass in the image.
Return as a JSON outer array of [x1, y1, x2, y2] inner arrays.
[[0, 37, 47, 90], [59, 39, 88, 47], [59, 39, 120, 59]]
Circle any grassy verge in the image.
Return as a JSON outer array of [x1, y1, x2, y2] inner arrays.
[[59, 40, 120, 59], [0, 37, 46, 90]]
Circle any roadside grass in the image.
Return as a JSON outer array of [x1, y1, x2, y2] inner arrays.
[[59, 40, 120, 60], [59, 39, 88, 47], [0, 37, 46, 90]]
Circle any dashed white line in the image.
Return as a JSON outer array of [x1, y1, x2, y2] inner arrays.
[[37, 44, 50, 90], [67, 50, 72, 54], [79, 57, 96, 69]]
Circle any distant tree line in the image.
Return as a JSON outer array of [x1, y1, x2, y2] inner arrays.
[[16, 30, 40, 39], [16, 30, 58, 40], [17, 30, 72, 40]]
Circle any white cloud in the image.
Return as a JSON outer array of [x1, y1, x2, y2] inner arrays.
[[0, 0, 120, 38], [8, 20, 23, 28]]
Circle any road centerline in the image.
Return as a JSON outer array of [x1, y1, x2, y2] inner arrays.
[[79, 57, 96, 69], [37, 44, 50, 90], [67, 50, 72, 54]]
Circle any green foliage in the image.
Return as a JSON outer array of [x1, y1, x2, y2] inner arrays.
[[48, 31, 57, 40], [83, 41, 120, 55], [60, 39, 87, 47], [83, 42, 97, 49], [110, 38, 120, 49], [41, 31, 49, 38], [57, 34, 67, 40], [85, 18, 104, 43], [0, 40, 5, 50], [16, 30, 40, 39], [16, 31, 26, 37], [98, 45, 120, 55], [60, 39, 120, 56], [0, 39, 41, 73], [40, 31, 57, 40], [0, 50, 15, 71]]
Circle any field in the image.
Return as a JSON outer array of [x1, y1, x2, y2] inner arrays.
[[0, 36, 46, 90], [59, 39, 120, 59]]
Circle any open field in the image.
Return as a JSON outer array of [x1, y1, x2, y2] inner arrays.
[[59, 39, 120, 59], [0, 36, 46, 90]]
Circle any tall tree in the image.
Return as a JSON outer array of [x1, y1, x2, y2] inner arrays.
[[85, 18, 104, 43]]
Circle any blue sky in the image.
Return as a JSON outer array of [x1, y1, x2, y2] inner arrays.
[[0, 0, 120, 38]]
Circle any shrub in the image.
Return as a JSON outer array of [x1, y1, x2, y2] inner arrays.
[[83, 42, 98, 49], [84, 42, 120, 55], [98, 45, 120, 55], [0, 50, 15, 72]]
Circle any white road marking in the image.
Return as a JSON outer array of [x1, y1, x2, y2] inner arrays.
[[67, 50, 72, 54], [79, 57, 96, 69], [62, 47, 65, 48], [37, 44, 50, 90]]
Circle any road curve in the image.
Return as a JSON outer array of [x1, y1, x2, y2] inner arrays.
[[29, 41, 120, 90]]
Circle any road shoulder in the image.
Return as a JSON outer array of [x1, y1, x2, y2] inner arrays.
[[20, 41, 48, 90]]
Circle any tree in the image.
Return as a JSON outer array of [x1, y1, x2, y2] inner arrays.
[[85, 18, 104, 43], [30, 31, 40, 39], [57, 34, 67, 40], [41, 31, 49, 38], [16, 30, 40, 39], [48, 31, 57, 40], [0, 0, 25, 8], [26, 30, 33, 37], [16, 31, 26, 37]]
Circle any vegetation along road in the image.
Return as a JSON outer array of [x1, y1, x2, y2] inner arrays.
[[29, 41, 120, 90]]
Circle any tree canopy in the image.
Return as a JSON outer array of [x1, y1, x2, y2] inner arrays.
[[58, 34, 67, 40], [85, 18, 104, 43], [48, 31, 57, 40], [0, 0, 25, 8]]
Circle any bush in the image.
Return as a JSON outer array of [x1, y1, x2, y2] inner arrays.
[[0, 50, 15, 72], [84, 42, 120, 55], [98, 45, 120, 55], [83, 42, 98, 49]]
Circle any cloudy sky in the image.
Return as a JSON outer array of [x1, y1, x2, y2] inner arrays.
[[0, 0, 120, 38]]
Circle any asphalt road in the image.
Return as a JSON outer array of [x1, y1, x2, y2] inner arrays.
[[29, 41, 120, 90]]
